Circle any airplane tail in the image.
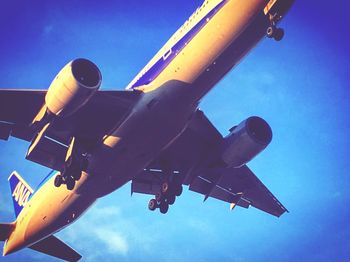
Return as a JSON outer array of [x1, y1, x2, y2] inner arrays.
[[2, 171, 82, 261], [8, 171, 34, 217], [0, 171, 32, 252]]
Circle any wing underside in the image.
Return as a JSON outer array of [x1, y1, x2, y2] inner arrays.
[[132, 110, 287, 217], [0, 89, 141, 170]]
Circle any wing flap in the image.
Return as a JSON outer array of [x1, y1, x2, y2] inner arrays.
[[0, 89, 46, 125], [190, 165, 288, 217], [29, 235, 82, 261], [219, 165, 288, 216]]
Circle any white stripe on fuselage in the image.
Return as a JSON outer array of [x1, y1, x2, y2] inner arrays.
[[127, 0, 268, 93]]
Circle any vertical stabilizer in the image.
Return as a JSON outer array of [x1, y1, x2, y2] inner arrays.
[[8, 171, 34, 217]]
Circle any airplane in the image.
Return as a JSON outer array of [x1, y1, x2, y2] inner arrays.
[[0, 0, 294, 260]]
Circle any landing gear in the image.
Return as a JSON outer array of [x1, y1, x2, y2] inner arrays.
[[148, 179, 183, 214], [54, 173, 77, 190], [148, 199, 158, 211], [267, 26, 284, 41], [54, 137, 88, 191], [54, 174, 63, 187], [167, 194, 176, 205], [66, 176, 76, 191], [159, 201, 169, 214], [266, 13, 284, 41]]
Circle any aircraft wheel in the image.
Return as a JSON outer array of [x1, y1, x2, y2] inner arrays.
[[72, 170, 82, 181], [148, 199, 158, 211], [266, 26, 275, 38], [274, 28, 284, 41], [66, 177, 75, 190], [161, 182, 170, 195], [159, 201, 169, 214], [174, 184, 183, 197], [54, 175, 63, 187], [167, 194, 176, 205], [155, 192, 163, 203]]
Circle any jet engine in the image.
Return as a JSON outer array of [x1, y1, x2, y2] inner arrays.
[[221, 116, 272, 168], [45, 58, 102, 117]]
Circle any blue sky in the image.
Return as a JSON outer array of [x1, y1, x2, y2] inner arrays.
[[0, 0, 350, 261]]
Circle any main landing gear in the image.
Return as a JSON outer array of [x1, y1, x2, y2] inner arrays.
[[266, 13, 284, 41], [148, 179, 183, 214], [54, 137, 88, 191]]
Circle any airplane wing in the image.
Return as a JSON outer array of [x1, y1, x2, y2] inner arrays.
[[0, 90, 46, 140], [188, 165, 288, 217], [131, 110, 287, 217], [29, 235, 81, 261], [0, 89, 141, 170]]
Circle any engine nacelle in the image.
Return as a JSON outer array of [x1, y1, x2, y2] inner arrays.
[[45, 58, 102, 117], [221, 116, 272, 168]]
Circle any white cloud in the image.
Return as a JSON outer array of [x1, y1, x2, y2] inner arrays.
[[94, 228, 128, 256], [57, 204, 157, 260]]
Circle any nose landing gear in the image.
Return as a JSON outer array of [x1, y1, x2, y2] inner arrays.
[[267, 26, 284, 41], [266, 13, 284, 41], [54, 173, 77, 190]]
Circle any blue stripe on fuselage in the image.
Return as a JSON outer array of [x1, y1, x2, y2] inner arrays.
[[131, 0, 228, 89]]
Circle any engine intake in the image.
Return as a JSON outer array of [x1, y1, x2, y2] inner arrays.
[[221, 116, 272, 168], [45, 58, 102, 117]]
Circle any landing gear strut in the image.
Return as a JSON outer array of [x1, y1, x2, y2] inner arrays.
[[266, 13, 284, 41], [54, 137, 88, 191]]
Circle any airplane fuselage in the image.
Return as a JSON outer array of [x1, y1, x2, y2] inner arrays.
[[4, 0, 294, 256]]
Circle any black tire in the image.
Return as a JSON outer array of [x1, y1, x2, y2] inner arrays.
[[148, 199, 158, 211], [155, 192, 163, 203], [72, 171, 82, 181], [167, 194, 176, 205], [66, 177, 75, 190], [274, 28, 284, 41], [161, 182, 170, 194], [159, 201, 169, 214], [54, 175, 63, 187], [174, 184, 183, 196], [266, 26, 275, 38]]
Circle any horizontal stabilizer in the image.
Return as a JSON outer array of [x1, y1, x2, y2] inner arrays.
[[0, 223, 15, 241], [29, 235, 82, 261]]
